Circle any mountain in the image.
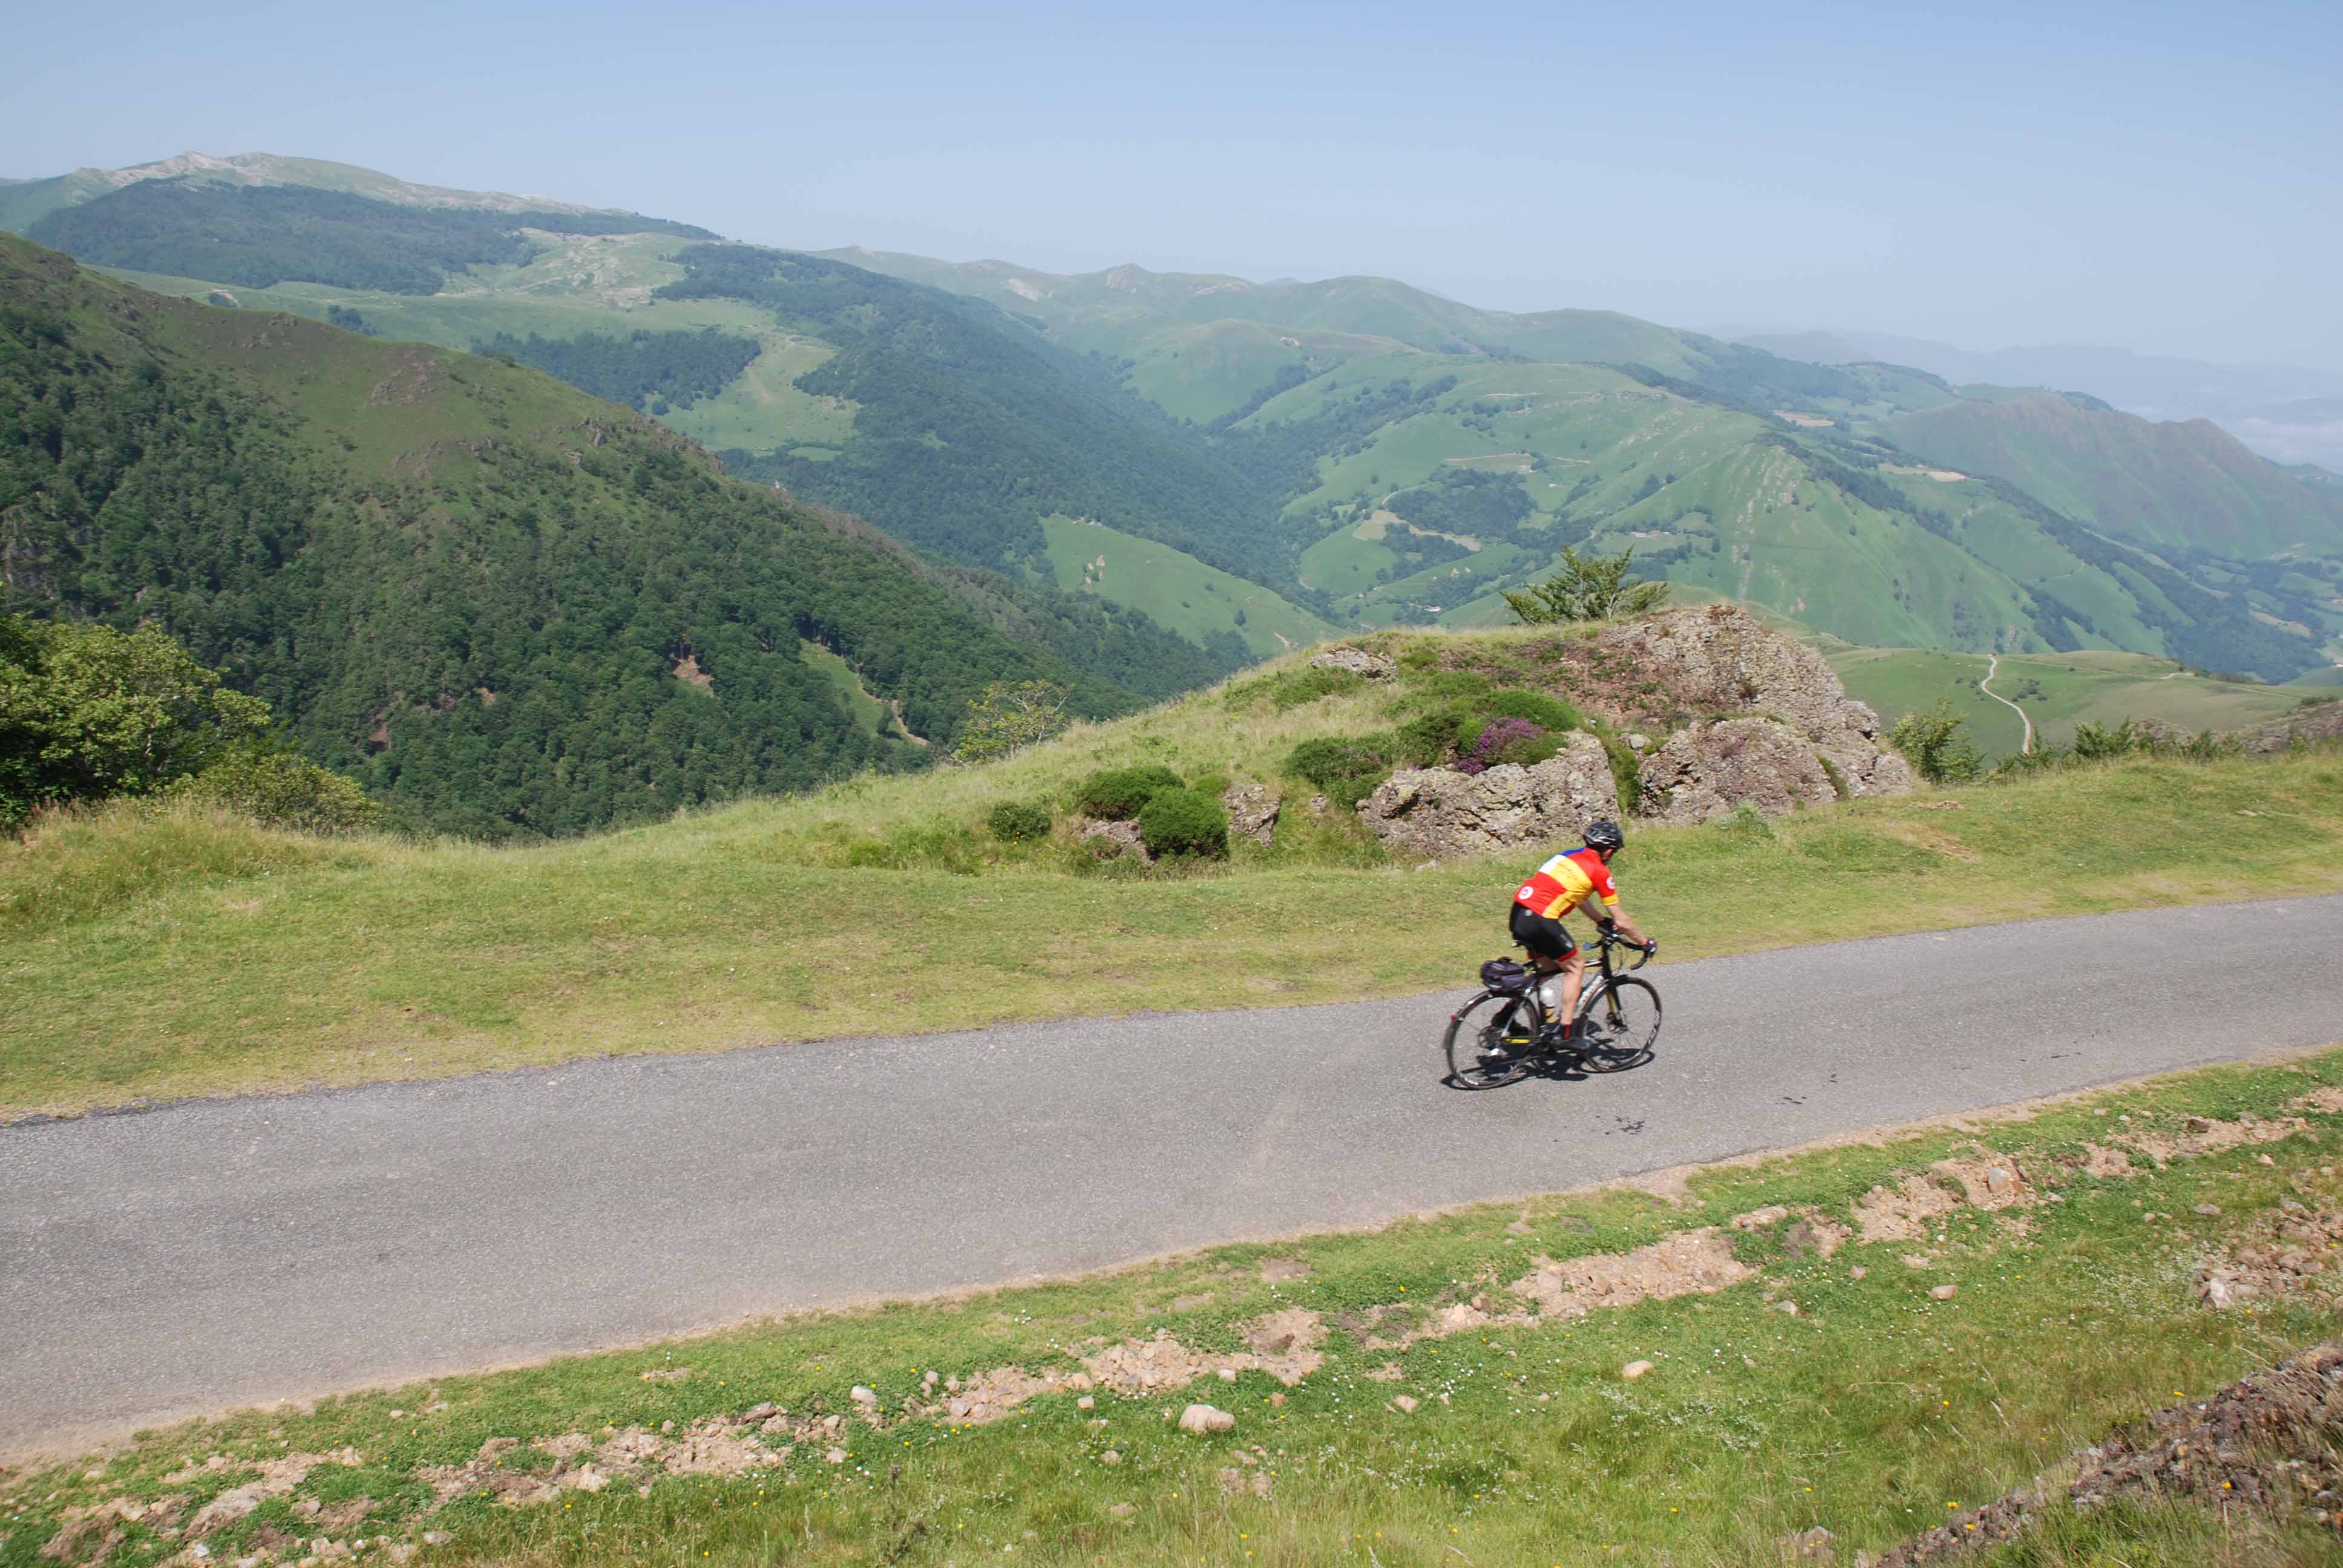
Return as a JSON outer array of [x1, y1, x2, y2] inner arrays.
[[12, 152, 2335, 680], [1882, 392, 2343, 558], [0, 150, 657, 235], [0, 234, 1233, 837]]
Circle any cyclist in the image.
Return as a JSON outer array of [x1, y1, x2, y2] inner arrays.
[[1503, 820, 1656, 1053]]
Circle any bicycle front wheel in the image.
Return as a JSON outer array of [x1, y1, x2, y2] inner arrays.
[[1575, 976, 1660, 1073], [1443, 990, 1537, 1089]]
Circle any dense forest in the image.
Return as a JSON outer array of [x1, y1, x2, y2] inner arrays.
[[476, 327, 761, 412], [25, 180, 714, 293], [0, 235, 1196, 837], [656, 246, 1297, 584]]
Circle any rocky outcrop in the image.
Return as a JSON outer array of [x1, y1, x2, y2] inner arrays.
[[1076, 817, 1150, 863], [1596, 603, 1913, 800], [1311, 646, 1396, 681], [2241, 699, 2343, 753], [1358, 733, 1617, 860], [1220, 783, 1280, 847], [1639, 717, 1841, 825]]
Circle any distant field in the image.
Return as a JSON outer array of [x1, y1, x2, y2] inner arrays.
[[1832, 645, 2313, 759], [1037, 515, 1332, 658]]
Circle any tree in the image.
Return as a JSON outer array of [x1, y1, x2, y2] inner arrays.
[[950, 679, 1072, 765], [1886, 701, 1984, 783], [1502, 545, 1673, 624], [1, 613, 273, 821]]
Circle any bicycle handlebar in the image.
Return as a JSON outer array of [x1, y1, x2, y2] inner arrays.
[[1596, 926, 1656, 971]]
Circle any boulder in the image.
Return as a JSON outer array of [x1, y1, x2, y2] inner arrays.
[[1357, 732, 1617, 861], [1310, 646, 1396, 681], [1075, 817, 1152, 863], [1639, 716, 1840, 825], [1597, 604, 1913, 800], [1177, 1403, 1236, 1434], [1220, 783, 1280, 847]]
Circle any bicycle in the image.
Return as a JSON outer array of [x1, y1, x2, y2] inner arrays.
[[1442, 926, 1661, 1089]]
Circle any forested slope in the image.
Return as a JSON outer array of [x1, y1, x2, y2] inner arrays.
[[0, 235, 1196, 837]]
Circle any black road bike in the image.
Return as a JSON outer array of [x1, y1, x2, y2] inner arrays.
[[1443, 926, 1661, 1089]]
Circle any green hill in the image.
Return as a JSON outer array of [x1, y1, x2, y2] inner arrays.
[[1884, 391, 2343, 558], [0, 235, 1242, 837], [16, 152, 2337, 682]]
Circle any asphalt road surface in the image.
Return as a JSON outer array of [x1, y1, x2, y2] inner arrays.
[[7, 895, 2341, 1455]]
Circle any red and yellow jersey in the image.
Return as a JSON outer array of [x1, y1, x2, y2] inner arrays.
[[1513, 846, 1619, 920]]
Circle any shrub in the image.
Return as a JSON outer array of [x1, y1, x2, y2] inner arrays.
[[1486, 688, 1581, 732], [1458, 719, 1558, 775], [1395, 707, 1476, 767], [1137, 788, 1228, 860], [1887, 701, 1983, 783], [1188, 771, 1231, 800], [170, 747, 386, 834], [1075, 765, 1184, 820], [985, 799, 1052, 844], [1282, 736, 1394, 807], [1593, 728, 1644, 814]]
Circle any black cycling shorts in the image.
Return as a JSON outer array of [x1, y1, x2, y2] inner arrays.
[[1509, 901, 1578, 961]]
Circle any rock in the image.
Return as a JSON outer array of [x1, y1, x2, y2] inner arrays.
[[1100, 1451, 1121, 1466], [1075, 817, 1151, 863], [824, 1448, 847, 1465], [1638, 717, 1840, 825], [1625, 733, 1650, 752], [1076, 1395, 1095, 1410], [1311, 647, 1395, 681], [1849, 1266, 1867, 1281], [1730, 1205, 1790, 1230], [849, 1386, 877, 1408], [419, 1535, 448, 1548], [1389, 1395, 1420, 1414], [1216, 1368, 1237, 1383], [2186, 1115, 2215, 1134], [1594, 604, 1914, 802], [1786, 1524, 1838, 1562], [1930, 1284, 1959, 1301], [2195, 1203, 2223, 1217], [1220, 783, 1280, 848], [1622, 1360, 1655, 1380], [1774, 1300, 1800, 1316], [1177, 1403, 1236, 1434], [1357, 733, 1617, 861], [568, 1465, 609, 1494]]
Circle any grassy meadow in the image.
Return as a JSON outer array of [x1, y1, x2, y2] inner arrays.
[[6, 622, 2341, 1118], [1831, 645, 2318, 761], [10, 1051, 2343, 1566]]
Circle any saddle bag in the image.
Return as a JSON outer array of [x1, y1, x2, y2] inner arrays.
[[1479, 957, 1532, 995]]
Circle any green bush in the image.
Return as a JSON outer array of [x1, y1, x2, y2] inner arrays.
[[1283, 736, 1394, 808], [1075, 765, 1185, 820], [984, 799, 1052, 844], [1593, 728, 1644, 814], [1187, 771, 1231, 801], [1486, 688, 1581, 732], [170, 746, 386, 834], [1887, 701, 1983, 783], [1395, 707, 1476, 767], [1137, 788, 1228, 860]]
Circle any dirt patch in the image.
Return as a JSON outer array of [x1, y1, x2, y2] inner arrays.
[[1930, 1150, 2038, 1210], [1853, 1172, 1964, 1243], [1783, 1213, 1851, 1259], [2195, 1200, 2343, 1310], [1256, 1256, 1312, 1284], [2296, 1087, 2343, 1115], [1513, 1229, 1754, 1318], [1239, 1308, 1326, 1384], [937, 1365, 1081, 1424], [2082, 1144, 2134, 1177], [2119, 1113, 2308, 1167], [181, 1450, 361, 1534], [1084, 1333, 1210, 1396], [1876, 1342, 2343, 1564]]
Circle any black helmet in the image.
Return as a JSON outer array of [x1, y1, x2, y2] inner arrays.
[[1583, 820, 1625, 854]]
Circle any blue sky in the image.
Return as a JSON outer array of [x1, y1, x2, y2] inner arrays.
[[7, 0, 2339, 368]]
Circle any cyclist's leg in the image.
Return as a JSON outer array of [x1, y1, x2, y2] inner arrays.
[[1548, 945, 1587, 1035]]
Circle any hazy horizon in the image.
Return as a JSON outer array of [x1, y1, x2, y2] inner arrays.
[[5, 0, 2338, 374]]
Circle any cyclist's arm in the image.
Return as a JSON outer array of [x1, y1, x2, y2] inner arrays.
[[1597, 903, 1650, 947]]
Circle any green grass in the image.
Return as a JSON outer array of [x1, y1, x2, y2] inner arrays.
[[1038, 516, 1333, 658], [12, 1052, 2343, 1566], [5, 682, 2339, 1117]]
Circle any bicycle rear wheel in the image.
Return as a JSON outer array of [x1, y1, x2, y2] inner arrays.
[[1444, 990, 1538, 1089], [1575, 976, 1660, 1072]]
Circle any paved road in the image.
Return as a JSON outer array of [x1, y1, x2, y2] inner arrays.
[[7, 895, 2341, 1455]]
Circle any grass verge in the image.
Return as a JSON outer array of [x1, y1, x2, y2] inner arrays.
[[11, 1053, 2343, 1565], [4, 748, 2342, 1118]]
